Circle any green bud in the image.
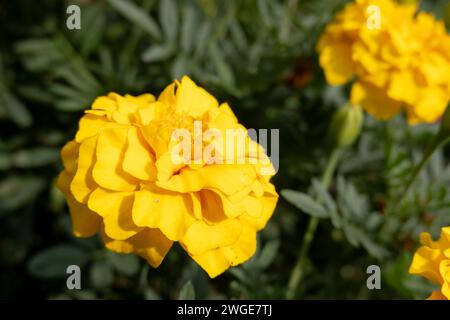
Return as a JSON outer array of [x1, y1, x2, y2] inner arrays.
[[327, 103, 364, 148]]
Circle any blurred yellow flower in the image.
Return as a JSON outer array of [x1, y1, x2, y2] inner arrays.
[[317, 0, 450, 124], [409, 227, 450, 300], [56, 76, 278, 278]]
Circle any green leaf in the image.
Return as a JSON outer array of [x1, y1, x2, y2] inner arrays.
[[1, 91, 32, 128], [209, 43, 235, 88], [180, 1, 198, 53], [12, 147, 59, 168], [90, 260, 114, 289], [108, 0, 161, 39], [159, 0, 178, 43], [171, 55, 190, 79], [0, 153, 12, 170], [0, 176, 45, 213], [141, 45, 174, 63], [312, 179, 341, 228], [28, 244, 88, 279], [257, 240, 280, 269], [108, 253, 140, 276], [144, 287, 161, 300], [178, 280, 195, 300], [281, 189, 329, 218]]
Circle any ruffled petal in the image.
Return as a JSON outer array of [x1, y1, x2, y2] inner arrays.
[[175, 76, 218, 118], [57, 171, 101, 237], [88, 188, 142, 240], [132, 186, 196, 241], [70, 135, 97, 203], [187, 222, 257, 278], [122, 127, 156, 181], [93, 127, 139, 191], [101, 227, 172, 268], [181, 219, 242, 256]]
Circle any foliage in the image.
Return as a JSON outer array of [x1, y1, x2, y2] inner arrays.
[[0, 0, 449, 300]]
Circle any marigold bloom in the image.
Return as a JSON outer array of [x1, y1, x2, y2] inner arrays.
[[56, 76, 278, 278], [317, 0, 450, 124], [409, 227, 450, 300]]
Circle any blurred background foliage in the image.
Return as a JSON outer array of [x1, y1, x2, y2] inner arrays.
[[1, 0, 450, 300]]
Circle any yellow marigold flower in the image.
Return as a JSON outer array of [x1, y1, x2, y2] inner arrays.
[[56, 76, 278, 278], [317, 0, 450, 125], [409, 227, 450, 300]]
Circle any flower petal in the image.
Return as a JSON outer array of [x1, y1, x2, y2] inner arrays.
[[88, 188, 142, 240], [93, 127, 139, 191], [181, 219, 242, 256], [122, 127, 156, 181], [175, 76, 218, 118], [57, 171, 101, 237], [101, 227, 172, 268], [70, 136, 98, 203], [132, 187, 195, 241], [188, 223, 257, 278]]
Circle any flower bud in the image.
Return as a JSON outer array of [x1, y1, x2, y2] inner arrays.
[[327, 103, 364, 148]]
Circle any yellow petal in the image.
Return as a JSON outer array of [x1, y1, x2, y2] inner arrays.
[[75, 114, 111, 143], [155, 167, 204, 193], [101, 227, 173, 268], [70, 136, 98, 203], [57, 171, 102, 237], [93, 127, 139, 191], [426, 291, 448, 300], [241, 192, 278, 231], [60, 140, 79, 175], [318, 42, 355, 85], [67, 196, 102, 237], [188, 222, 257, 278], [387, 71, 418, 105], [88, 188, 142, 240], [132, 187, 195, 241], [158, 83, 176, 106], [175, 76, 218, 118], [181, 219, 242, 256], [439, 260, 450, 299], [409, 246, 444, 285], [410, 87, 448, 124], [157, 164, 256, 196], [123, 127, 156, 181], [351, 81, 402, 121], [92, 95, 117, 112]]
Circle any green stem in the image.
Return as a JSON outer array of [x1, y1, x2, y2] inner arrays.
[[286, 148, 343, 299]]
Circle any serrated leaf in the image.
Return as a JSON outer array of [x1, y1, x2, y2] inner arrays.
[[281, 189, 328, 218]]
